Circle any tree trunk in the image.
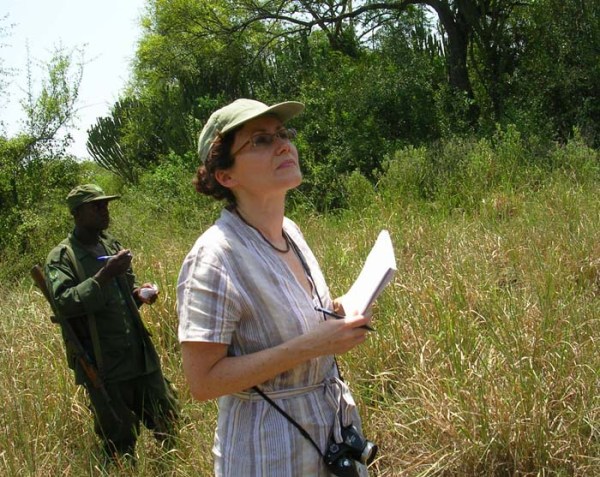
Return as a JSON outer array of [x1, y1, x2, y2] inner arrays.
[[426, 0, 479, 123]]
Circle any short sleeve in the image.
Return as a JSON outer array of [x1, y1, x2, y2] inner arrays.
[[177, 244, 242, 344]]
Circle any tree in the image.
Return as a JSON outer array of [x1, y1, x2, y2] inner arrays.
[[218, 0, 532, 126], [0, 46, 83, 253], [87, 0, 280, 178], [135, 0, 269, 105], [0, 47, 82, 208], [86, 100, 139, 184], [99, 0, 445, 209], [0, 16, 11, 94], [86, 96, 172, 184], [510, 0, 600, 144], [20, 46, 83, 160]]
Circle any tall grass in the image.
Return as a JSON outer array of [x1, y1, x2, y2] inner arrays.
[[1, 133, 599, 475], [336, 180, 600, 475]]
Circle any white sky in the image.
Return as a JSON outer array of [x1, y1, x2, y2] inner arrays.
[[1, 0, 147, 159]]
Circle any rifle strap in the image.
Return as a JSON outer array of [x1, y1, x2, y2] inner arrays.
[[63, 243, 105, 379]]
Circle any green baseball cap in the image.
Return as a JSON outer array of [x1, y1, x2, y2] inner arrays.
[[66, 184, 120, 212], [197, 98, 305, 164]]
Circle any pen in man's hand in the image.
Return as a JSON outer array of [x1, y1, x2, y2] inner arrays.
[[314, 306, 375, 331], [97, 253, 132, 261]]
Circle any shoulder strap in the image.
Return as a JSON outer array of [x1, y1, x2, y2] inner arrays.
[[62, 243, 105, 378]]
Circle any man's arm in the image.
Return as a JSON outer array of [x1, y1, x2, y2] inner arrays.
[[45, 250, 100, 318], [45, 247, 131, 318]]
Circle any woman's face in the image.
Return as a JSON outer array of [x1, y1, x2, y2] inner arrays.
[[217, 115, 302, 200]]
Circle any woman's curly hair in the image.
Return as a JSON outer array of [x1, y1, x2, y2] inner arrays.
[[193, 130, 237, 206]]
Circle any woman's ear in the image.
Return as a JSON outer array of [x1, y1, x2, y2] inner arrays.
[[215, 169, 237, 189]]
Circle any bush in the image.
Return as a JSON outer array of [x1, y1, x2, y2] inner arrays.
[[547, 129, 600, 182], [344, 170, 377, 211], [0, 202, 72, 284], [377, 145, 431, 205], [375, 125, 578, 212]]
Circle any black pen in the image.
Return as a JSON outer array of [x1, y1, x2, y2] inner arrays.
[[314, 306, 375, 331]]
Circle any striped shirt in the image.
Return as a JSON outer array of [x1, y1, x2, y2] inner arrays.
[[177, 209, 367, 477]]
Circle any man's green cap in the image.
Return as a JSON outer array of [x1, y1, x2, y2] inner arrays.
[[197, 98, 305, 164], [66, 184, 120, 212]]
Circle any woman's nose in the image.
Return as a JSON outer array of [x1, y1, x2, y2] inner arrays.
[[273, 135, 292, 154]]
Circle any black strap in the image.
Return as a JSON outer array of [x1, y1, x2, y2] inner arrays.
[[251, 231, 344, 457], [285, 230, 345, 382], [252, 386, 324, 457], [63, 243, 105, 378]]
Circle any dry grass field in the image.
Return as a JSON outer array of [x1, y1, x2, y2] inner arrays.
[[2, 155, 599, 476]]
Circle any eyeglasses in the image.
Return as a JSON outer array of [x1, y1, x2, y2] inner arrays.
[[231, 128, 297, 156]]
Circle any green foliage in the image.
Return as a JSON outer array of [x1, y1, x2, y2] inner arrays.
[[377, 145, 431, 204], [120, 1, 448, 210], [375, 124, 598, 213], [135, 0, 276, 112], [87, 111, 136, 183], [508, 0, 600, 145], [133, 151, 220, 228], [0, 155, 81, 283], [79, 0, 599, 209], [3, 129, 596, 288], [343, 170, 377, 212], [0, 138, 81, 225], [547, 129, 600, 182], [87, 96, 172, 184], [0, 134, 32, 207], [0, 45, 84, 283], [103, 151, 222, 256], [433, 84, 478, 137], [0, 46, 82, 207], [89, 0, 286, 183], [20, 46, 83, 160], [293, 46, 441, 210]]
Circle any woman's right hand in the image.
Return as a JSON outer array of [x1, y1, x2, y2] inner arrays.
[[181, 314, 372, 402], [303, 313, 372, 356]]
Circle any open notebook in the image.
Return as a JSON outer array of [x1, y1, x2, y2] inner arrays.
[[339, 229, 397, 316]]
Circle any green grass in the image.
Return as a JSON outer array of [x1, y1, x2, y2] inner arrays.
[[1, 140, 599, 475]]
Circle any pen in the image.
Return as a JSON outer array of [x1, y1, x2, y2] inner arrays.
[[97, 253, 132, 261], [314, 306, 375, 331]]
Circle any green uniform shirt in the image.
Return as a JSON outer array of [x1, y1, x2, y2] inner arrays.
[[45, 231, 160, 384]]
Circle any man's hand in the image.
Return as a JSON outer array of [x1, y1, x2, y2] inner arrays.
[[135, 283, 159, 305], [95, 249, 132, 285]]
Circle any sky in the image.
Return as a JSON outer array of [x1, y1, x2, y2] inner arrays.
[[1, 0, 147, 159]]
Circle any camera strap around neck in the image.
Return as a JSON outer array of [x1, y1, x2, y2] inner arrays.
[[250, 230, 347, 458]]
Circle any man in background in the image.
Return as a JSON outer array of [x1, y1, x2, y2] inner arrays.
[[44, 184, 179, 462]]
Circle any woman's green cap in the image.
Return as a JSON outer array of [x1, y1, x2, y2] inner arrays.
[[197, 98, 304, 164], [66, 184, 120, 212]]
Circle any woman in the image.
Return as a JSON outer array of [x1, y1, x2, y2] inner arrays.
[[177, 98, 373, 476]]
